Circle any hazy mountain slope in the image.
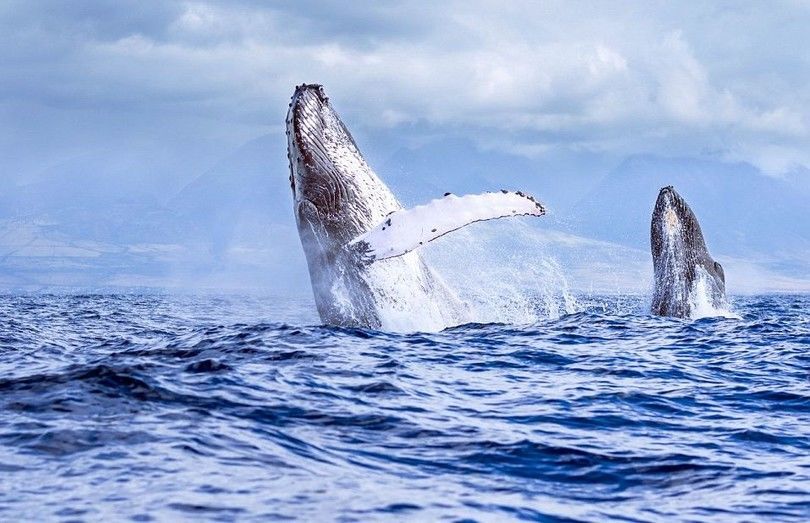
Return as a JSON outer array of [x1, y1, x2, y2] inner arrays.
[[378, 137, 610, 211], [572, 155, 810, 257], [0, 134, 807, 291]]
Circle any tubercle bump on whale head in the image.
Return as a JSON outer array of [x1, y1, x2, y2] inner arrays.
[[290, 84, 328, 107]]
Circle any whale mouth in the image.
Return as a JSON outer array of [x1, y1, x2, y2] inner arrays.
[[289, 84, 328, 120], [655, 186, 682, 211]]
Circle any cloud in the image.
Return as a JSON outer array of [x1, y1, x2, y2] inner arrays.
[[1, 0, 810, 182]]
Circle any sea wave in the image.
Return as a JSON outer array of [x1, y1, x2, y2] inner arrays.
[[0, 294, 808, 521]]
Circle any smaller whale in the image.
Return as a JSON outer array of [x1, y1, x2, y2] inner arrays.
[[650, 186, 726, 317]]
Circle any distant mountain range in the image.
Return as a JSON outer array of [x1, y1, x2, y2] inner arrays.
[[573, 155, 810, 250], [571, 155, 810, 282], [0, 133, 807, 293]]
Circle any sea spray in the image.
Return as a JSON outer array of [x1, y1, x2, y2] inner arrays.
[[422, 219, 581, 326], [689, 266, 738, 319]]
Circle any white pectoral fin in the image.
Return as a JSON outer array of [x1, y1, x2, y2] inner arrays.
[[349, 191, 545, 261]]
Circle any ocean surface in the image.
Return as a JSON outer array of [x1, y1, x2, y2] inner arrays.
[[0, 293, 808, 522]]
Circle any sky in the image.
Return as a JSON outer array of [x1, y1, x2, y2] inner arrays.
[[1, 1, 809, 291], [4, 1, 810, 181]]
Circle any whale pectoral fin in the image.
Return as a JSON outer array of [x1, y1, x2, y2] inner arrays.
[[347, 190, 545, 261]]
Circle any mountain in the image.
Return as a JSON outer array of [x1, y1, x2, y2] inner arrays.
[[162, 133, 309, 292], [379, 138, 513, 205], [571, 155, 810, 259], [169, 134, 294, 246], [378, 137, 610, 212], [0, 134, 306, 291], [0, 134, 807, 292]]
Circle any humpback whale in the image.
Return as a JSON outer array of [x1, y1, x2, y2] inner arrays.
[[650, 186, 726, 318], [286, 84, 545, 330]]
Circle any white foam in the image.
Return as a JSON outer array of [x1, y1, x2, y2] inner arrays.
[[689, 267, 739, 319], [365, 252, 464, 332], [419, 220, 581, 327]]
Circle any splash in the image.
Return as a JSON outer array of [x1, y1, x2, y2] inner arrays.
[[421, 220, 581, 327], [689, 267, 739, 319], [368, 253, 461, 333]]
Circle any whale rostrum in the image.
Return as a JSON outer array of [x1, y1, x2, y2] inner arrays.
[[286, 84, 545, 329]]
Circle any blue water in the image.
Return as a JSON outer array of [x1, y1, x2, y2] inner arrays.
[[0, 294, 808, 522]]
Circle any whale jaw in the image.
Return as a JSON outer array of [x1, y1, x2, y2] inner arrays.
[[650, 186, 726, 318]]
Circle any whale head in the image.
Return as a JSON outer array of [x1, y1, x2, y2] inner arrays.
[[650, 186, 725, 317], [286, 84, 398, 247]]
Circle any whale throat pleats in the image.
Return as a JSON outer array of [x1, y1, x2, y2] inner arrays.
[[349, 191, 546, 261]]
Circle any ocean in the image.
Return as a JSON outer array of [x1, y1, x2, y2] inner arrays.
[[0, 294, 808, 521]]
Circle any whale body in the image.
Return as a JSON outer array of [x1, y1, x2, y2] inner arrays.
[[285, 84, 545, 330], [650, 186, 726, 317]]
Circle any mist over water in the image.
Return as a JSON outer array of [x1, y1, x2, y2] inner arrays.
[[423, 218, 713, 327], [1, 293, 808, 521]]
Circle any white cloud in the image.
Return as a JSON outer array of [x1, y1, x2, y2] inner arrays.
[[2, 0, 810, 177]]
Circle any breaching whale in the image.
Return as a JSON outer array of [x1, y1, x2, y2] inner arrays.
[[286, 84, 545, 330], [650, 186, 726, 317]]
